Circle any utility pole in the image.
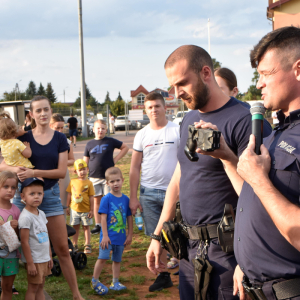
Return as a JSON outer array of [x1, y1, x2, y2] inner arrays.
[[208, 18, 211, 55], [78, 0, 87, 137]]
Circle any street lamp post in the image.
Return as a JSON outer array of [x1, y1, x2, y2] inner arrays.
[[64, 87, 68, 103], [15, 80, 22, 101], [78, 0, 87, 137]]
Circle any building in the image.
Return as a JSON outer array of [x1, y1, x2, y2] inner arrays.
[[130, 85, 182, 115], [267, 0, 300, 30]]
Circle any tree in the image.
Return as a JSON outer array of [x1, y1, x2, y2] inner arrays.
[[116, 92, 123, 101], [244, 69, 262, 100], [104, 91, 112, 105], [25, 81, 37, 99], [110, 98, 125, 116], [212, 58, 222, 70], [45, 83, 57, 103], [75, 83, 98, 108], [37, 83, 46, 96], [1, 90, 26, 101]]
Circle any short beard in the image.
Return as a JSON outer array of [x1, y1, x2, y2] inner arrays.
[[188, 76, 210, 110]]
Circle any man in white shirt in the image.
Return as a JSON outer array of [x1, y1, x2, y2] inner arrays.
[[130, 92, 180, 292], [109, 113, 115, 134]]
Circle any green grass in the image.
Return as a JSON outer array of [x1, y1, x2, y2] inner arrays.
[[130, 275, 146, 285], [145, 293, 158, 298]]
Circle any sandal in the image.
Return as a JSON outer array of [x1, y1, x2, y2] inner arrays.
[[84, 244, 92, 254], [91, 279, 108, 295], [12, 286, 19, 295], [167, 257, 179, 269], [73, 244, 78, 252]]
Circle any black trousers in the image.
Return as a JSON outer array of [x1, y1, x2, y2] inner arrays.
[[179, 238, 239, 300]]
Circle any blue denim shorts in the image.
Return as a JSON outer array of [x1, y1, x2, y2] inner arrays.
[[139, 185, 166, 236], [69, 129, 77, 137], [98, 244, 124, 262], [13, 182, 64, 217]]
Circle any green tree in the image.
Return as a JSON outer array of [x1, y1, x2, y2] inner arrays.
[[244, 69, 261, 100], [75, 83, 98, 108], [25, 81, 37, 99], [45, 83, 57, 103], [116, 92, 123, 101], [1, 90, 26, 101], [110, 98, 125, 116], [212, 58, 222, 70], [37, 83, 46, 96], [104, 91, 112, 105]]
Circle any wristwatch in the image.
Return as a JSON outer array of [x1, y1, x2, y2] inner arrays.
[[150, 233, 161, 241]]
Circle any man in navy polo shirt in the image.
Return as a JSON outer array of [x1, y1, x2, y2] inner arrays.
[[146, 45, 272, 299], [202, 27, 300, 300]]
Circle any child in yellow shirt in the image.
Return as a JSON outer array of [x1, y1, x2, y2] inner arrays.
[[0, 113, 34, 169], [66, 159, 95, 254]]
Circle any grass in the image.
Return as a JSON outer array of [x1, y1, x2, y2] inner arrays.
[[130, 275, 146, 285]]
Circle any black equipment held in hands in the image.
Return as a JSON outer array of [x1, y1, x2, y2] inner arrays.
[[184, 125, 221, 161], [250, 102, 266, 155]]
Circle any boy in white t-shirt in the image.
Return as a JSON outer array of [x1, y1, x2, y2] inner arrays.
[[19, 178, 52, 300], [129, 92, 180, 292]]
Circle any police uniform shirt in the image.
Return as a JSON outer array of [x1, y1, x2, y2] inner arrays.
[[235, 109, 300, 283], [178, 97, 272, 226]]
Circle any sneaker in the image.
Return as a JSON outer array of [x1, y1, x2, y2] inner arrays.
[[74, 144, 76, 148], [109, 282, 127, 291], [149, 272, 173, 292], [91, 279, 108, 295], [91, 225, 101, 235]]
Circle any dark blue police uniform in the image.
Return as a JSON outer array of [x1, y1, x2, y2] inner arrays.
[[178, 98, 272, 300], [235, 109, 300, 299]]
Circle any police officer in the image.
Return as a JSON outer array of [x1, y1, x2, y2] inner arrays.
[[203, 26, 300, 300], [146, 45, 272, 299]]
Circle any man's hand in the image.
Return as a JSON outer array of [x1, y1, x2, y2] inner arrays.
[[88, 210, 94, 218], [100, 236, 111, 250], [194, 121, 235, 161], [27, 263, 37, 276], [124, 234, 132, 247], [146, 239, 165, 275], [48, 259, 53, 270], [129, 197, 143, 216], [237, 134, 271, 187], [10, 220, 18, 229], [233, 265, 251, 300]]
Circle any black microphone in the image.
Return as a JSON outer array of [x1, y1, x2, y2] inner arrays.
[[250, 102, 266, 155]]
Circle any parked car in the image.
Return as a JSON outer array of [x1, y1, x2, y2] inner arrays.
[[172, 111, 189, 126], [114, 116, 136, 130], [136, 115, 150, 129]]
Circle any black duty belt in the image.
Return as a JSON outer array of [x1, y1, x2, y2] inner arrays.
[[243, 277, 300, 300], [181, 224, 218, 241]]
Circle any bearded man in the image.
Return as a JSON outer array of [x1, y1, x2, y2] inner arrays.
[[146, 45, 272, 299]]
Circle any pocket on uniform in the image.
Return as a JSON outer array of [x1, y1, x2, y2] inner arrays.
[[219, 287, 238, 300]]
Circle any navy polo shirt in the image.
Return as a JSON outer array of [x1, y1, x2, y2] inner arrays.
[[235, 109, 300, 283], [178, 97, 272, 225]]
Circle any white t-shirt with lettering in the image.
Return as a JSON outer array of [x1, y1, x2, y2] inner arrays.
[[133, 121, 180, 190]]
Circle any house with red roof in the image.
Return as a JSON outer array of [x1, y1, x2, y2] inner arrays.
[[130, 85, 182, 115]]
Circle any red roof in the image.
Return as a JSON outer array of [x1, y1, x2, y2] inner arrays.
[[130, 85, 149, 97], [268, 0, 292, 9], [168, 86, 175, 95]]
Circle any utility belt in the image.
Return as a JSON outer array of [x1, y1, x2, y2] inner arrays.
[[160, 202, 235, 300], [242, 276, 300, 300]]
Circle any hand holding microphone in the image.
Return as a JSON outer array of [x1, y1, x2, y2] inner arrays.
[[250, 102, 266, 155]]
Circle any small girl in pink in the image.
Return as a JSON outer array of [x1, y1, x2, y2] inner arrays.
[[0, 171, 20, 300]]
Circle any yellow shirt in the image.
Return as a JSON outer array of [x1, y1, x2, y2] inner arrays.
[[0, 139, 34, 169], [66, 179, 95, 213]]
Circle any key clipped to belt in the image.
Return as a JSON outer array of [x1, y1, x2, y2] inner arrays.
[[192, 240, 213, 300]]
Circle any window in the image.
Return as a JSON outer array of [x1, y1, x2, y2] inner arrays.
[[137, 93, 145, 104]]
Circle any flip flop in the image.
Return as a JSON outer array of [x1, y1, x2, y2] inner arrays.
[[167, 257, 179, 269]]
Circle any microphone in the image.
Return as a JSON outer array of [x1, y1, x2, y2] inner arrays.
[[250, 102, 266, 155]]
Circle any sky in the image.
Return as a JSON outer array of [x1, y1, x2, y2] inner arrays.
[[0, 0, 272, 103]]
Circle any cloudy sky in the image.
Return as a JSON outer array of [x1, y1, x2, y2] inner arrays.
[[0, 0, 272, 103]]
